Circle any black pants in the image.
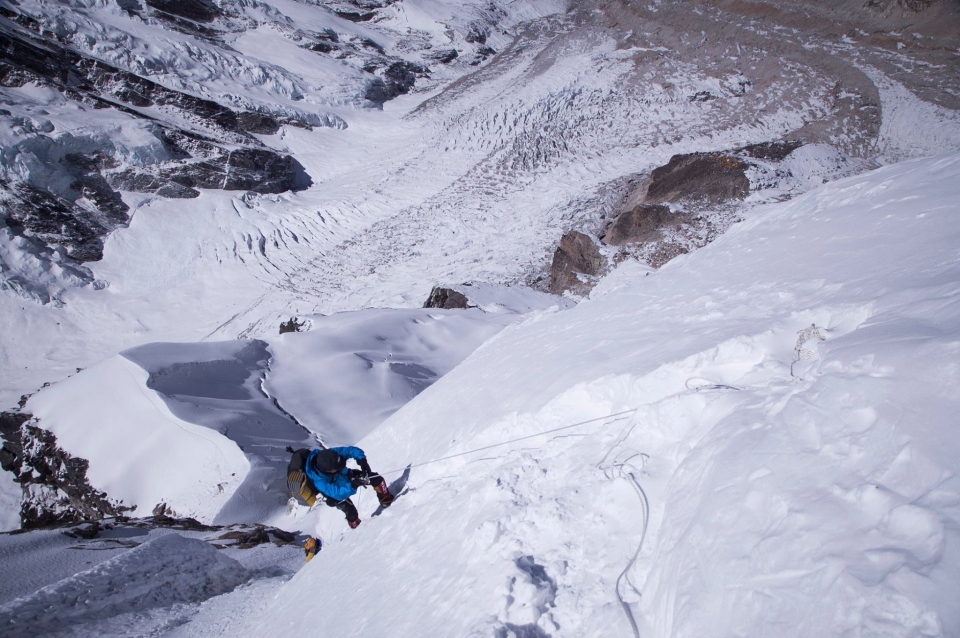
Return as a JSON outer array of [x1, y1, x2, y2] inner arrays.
[[324, 475, 386, 522]]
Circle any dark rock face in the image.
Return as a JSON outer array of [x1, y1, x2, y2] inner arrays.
[[898, 0, 937, 11], [336, 10, 377, 21], [364, 61, 429, 105], [56, 516, 303, 551], [279, 317, 306, 334], [465, 21, 490, 44], [3, 181, 127, 263], [0, 412, 133, 530], [161, 148, 309, 193], [549, 231, 607, 295], [737, 140, 804, 161], [645, 152, 751, 204], [423, 286, 471, 309], [0, 412, 28, 475], [427, 49, 459, 64], [601, 204, 677, 246], [144, 0, 221, 23]]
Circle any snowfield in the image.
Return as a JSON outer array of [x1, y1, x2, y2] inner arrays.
[[254, 152, 960, 637]]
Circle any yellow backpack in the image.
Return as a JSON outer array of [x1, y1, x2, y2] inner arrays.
[[287, 448, 319, 506]]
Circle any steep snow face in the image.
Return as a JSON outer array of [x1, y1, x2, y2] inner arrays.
[[255, 154, 960, 636]]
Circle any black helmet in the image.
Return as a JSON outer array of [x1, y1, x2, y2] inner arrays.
[[313, 449, 346, 474]]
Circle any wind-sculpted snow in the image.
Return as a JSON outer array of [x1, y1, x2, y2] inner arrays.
[[254, 154, 960, 636]]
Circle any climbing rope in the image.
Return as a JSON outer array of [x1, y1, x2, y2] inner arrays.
[[380, 408, 639, 475], [684, 377, 746, 393], [790, 323, 827, 379], [598, 414, 648, 638], [612, 459, 649, 638]]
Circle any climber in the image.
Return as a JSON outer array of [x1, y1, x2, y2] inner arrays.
[[301, 446, 394, 529]]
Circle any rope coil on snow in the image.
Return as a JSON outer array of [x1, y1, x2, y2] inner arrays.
[[615, 465, 649, 638]]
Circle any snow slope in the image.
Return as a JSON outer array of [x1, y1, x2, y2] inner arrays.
[[254, 153, 960, 636]]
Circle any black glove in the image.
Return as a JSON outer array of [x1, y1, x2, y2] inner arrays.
[[347, 469, 369, 488], [358, 457, 372, 475]]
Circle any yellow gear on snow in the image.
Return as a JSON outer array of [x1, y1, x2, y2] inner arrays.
[[303, 536, 319, 562]]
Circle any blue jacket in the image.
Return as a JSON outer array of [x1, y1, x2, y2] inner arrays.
[[304, 446, 366, 502]]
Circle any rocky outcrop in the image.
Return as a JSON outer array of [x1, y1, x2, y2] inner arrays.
[[2, 181, 126, 263], [645, 152, 751, 204], [144, 0, 221, 23], [365, 61, 430, 106], [549, 140, 809, 294], [423, 286, 472, 309], [279, 317, 306, 334], [738, 140, 805, 161], [600, 203, 677, 246], [0, 412, 133, 530], [549, 231, 607, 296]]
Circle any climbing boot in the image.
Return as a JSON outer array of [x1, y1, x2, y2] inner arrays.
[[348, 517, 361, 529], [373, 478, 394, 507]]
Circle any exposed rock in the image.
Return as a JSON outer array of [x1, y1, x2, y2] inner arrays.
[[0, 412, 133, 530], [144, 0, 221, 23], [465, 21, 490, 44], [737, 140, 804, 161], [62, 520, 100, 539], [470, 46, 498, 65], [0, 17, 276, 143], [426, 49, 459, 64], [601, 203, 678, 246], [0, 411, 29, 474], [364, 61, 429, 105], [116, 0, 144, 15], [53, 517, 303, 550], [898, 0, 937, 11], [689, 90, 718, 102], [236, 112, 281, 135], [214, 525, 270, 549], [336, 10, 377, 22], [160, 148, 311, 193], [645, 152, 751, 204], [310, 41, 337, 54], [279, 317, 306, 334], [423, 286, 471, 309], [549, 231, 607, 296], [107, 170, 200, 199], [2, 181, 125, 263]]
